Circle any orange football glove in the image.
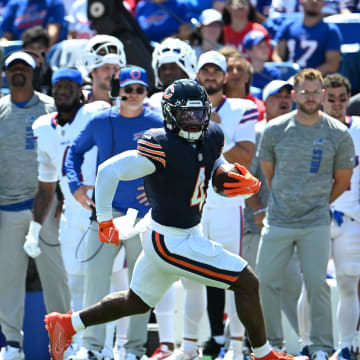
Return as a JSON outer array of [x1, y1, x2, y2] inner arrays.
[[98, 219, 120, 246], [223, 163, 261, 197]]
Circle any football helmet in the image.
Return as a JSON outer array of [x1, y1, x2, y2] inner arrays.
[[152, 38, 197, 89], [162, 79, 211, 143], [82, 35, 126, 74]]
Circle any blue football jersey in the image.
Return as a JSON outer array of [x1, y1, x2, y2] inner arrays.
[[137, 122, 224, 228], [275, 16, 342, 68]]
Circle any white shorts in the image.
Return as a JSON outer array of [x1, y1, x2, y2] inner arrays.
[[130, 220, 247, 307], [59, 206, 92, 275], [202, 205, 242, 255], [331, 216, 360, 276]]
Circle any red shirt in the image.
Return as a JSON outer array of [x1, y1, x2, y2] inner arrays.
[[224, 21, 271, 54]]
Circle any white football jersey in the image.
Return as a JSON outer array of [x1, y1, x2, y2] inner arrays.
[[331, 115, 360, 221], [147, 91, 163, 115], [206, 96, 258, 208], [32, 101, 110, 209]]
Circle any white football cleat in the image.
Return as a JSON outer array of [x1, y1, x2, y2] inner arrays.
[[0, 346, 24, 360]]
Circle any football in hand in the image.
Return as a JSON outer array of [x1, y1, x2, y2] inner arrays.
[[212, 163, 241, 196]]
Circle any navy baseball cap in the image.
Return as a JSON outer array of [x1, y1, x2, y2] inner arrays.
[[263, 80, 293, 101], [5, 51, 36, 69], [243, 30, 266, 51], [120, 66, 148, 88], [51, 68, 83, 86]]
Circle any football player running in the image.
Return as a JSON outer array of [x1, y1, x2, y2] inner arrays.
[[44, 79, 306, 360]]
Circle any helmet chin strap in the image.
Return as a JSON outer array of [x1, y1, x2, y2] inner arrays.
[[178, 128, 202, 142]]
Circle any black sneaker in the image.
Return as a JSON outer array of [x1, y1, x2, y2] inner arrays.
[[203, 338, 224, 358]]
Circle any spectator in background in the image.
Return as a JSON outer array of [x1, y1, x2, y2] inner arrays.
[[243, 30, 281, 93], [269, 0, 351, 16], [341, 0, 360, 12], [64, 66, 163, 360], [0, 0, 9, 17], [347, 92, 360, 116], [272, 0, 342, 75], [251, 0, 272, 21], [244, 80, 303, 353], [0, 0, 65, 47], [321, 73, 360, 360], [0, 51, 71, 360], [21, 26, 53, 95], [149, 37, 197, 111], [191, 8, 225, 59], [257, 68, 355, 360], [223, 0, 271, 54], [135, 0, 191, 43], [179, 0, 228, 21], [220, 48, 265, 120], [67, 0, 97, 39]]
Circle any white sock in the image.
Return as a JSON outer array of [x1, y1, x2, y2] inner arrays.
[[214, 335, 225, 345], [183, 340, 197, 355], [71, 312, 86, 332], [230, 340, 243, 353], [252, 341, 272, 358]]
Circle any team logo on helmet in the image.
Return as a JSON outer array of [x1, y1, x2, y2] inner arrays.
[[163, 85, 175, 99]]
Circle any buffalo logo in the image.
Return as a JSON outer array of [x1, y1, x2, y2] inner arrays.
[[130, 69, 141, 80], [163, 85, 174, 99]]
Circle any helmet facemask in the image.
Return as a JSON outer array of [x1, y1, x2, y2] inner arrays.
[[164, 100, 211, 143]]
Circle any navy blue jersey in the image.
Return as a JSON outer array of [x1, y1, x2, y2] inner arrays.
[[137, 122, 224, 228]]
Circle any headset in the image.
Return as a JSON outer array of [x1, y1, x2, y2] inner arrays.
[[109, 65, 123, 99], [109, 64, 146, 100]]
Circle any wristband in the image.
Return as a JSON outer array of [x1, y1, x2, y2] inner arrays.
[[253, 208, 266, 216]]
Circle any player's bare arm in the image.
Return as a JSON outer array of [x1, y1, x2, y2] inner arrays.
[[246, 195, 266, 227], [317, 50, 341, 76], [224, 141, 256, 169], [260, 159, 274, 189], [272, 40, 287, 62], [73, 185, 95, 211], [329, 167, 353, 203], [33, 181, 58, 224]]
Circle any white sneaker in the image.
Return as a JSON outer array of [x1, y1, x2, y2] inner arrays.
[[224, 349, 243, 360], [64, 344, 79, 359], [0, 346, 24, 360], [114, 345, 126, 360], [165, 349, 201, 360], [101, 346, 114, 360], [272, 346, 286, 353], [312, 351, 329, 360], [69, 346, 104, 359]]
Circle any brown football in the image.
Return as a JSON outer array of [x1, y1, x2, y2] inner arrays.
[[212, 163, 240, 196]]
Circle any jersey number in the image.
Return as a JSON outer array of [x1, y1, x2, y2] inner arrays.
[[287, 39, 318, 68], [190, 166, 206, 211]]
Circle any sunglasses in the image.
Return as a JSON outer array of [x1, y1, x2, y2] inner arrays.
[[326, 97, 348, 103], [123, 86, 146, 94]]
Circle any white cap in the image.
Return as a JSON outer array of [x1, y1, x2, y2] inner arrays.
[[197, 50, 227, 73], [199, 8, 223, 26], [5, 51, 36, 69], [263, 80, 293, 101]]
